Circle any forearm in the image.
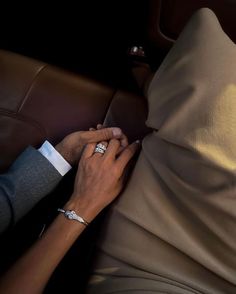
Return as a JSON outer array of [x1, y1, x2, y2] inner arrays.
[[0, 197, 98, 294], [0, 147, 62, 234]]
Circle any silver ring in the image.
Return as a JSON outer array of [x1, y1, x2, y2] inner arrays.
[[94, 143, 107, 154], [96, 143, 107, 151]]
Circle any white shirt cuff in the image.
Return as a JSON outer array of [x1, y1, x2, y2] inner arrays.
[[38, 140, 72, 176]]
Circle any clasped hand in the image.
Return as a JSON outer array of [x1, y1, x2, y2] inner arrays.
[[62, 125, 140, 221], [55, 125, 128, 165]]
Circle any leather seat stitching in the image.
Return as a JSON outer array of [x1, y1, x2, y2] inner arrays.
[[17, 64, 48, 113], [0, 108, 47, 137]]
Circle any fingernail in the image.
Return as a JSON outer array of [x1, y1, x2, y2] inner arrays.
[[135, 140, 140, 144], [112, 128, 122, 137]]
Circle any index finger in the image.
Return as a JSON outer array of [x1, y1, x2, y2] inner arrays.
[[96, 124, 128, 148], [80, 127, 123, 143], [115, 140, 140, 173]]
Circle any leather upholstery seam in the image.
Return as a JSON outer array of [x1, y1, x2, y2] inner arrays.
[[102, 88, 118, 124], [17, 64, 48, 113], [0, 108, 47, 137]]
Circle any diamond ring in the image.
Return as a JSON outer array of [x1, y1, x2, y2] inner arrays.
[[94, 143, 107, 154]]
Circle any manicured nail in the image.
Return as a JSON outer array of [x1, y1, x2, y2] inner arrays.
[[112, 128, 122, 137]]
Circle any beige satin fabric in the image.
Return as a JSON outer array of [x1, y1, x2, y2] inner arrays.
[[87, 8, 236, 293]]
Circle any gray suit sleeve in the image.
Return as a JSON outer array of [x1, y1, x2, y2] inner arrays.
[[0, 146, 62, 233]]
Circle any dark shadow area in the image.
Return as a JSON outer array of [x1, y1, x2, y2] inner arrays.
[[0, 1, 152, 90]]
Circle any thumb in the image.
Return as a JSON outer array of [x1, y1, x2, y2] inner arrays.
[[81, 127, 123, 143]]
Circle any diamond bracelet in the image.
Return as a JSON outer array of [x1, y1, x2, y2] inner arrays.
[[57, 208, 90, 226]]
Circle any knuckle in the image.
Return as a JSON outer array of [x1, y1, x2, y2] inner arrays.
[[102, 129, 111, 141]]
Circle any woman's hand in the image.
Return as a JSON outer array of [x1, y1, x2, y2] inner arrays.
[[65, 138, 140, 221], [0, 127, 137, 294], [55, 126, 128, 165]]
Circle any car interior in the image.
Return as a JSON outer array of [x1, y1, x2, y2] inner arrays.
[[0, 0, 235, 292]]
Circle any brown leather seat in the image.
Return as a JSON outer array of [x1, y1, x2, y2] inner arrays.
[[0, 49, 151, 291], [0, 49, 150, 173]]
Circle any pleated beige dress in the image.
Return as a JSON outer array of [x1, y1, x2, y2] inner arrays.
[[87, 8, 236, 294]]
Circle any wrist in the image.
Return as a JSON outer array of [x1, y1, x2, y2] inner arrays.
[[64, 195, 101, 223], [55, 143, 74, 165]]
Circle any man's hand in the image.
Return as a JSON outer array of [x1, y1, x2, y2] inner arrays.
[[55, 126, 128, 165], [65, 138, 140, 221]]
